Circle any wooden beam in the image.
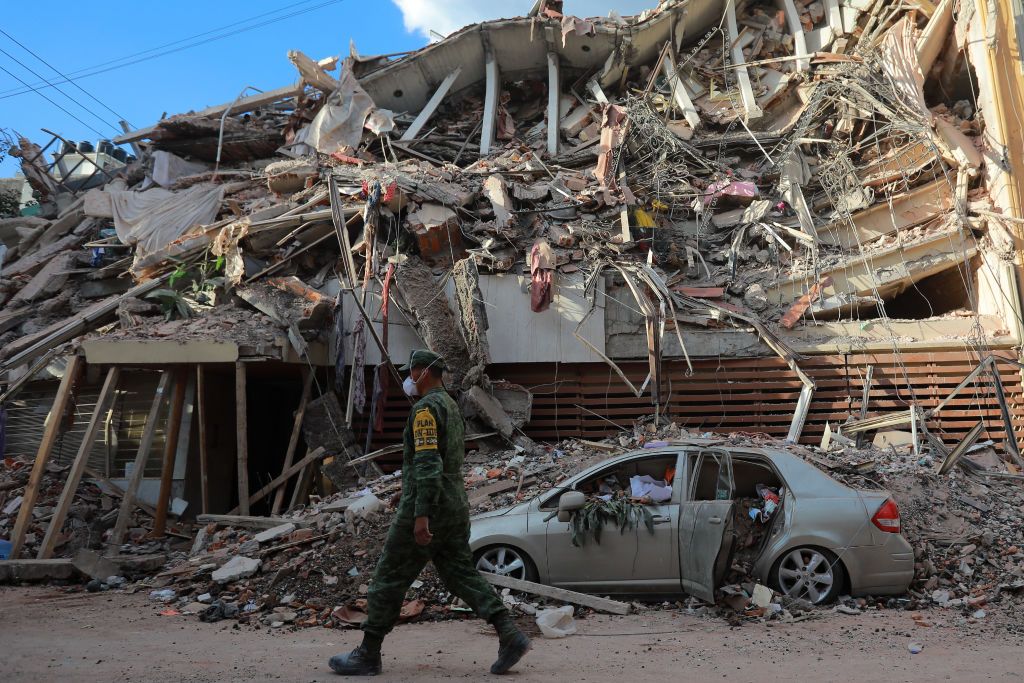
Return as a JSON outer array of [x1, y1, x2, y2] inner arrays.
[[483, 573, 631, 615], [228, 447, 326, 515], [400, 67, 462, 142], [546, 52, 560, 156], [196, 514, 313, 529], [38, 366, 120, 559], [109, 370, 173, 548], [271, 368, 315, 515], [480, 47, 500, 155], [288, 449, 315, 511], [7, 354, 82, 559], [152, 367, 187, 537], [235, 361, 250, 515], [196, 365, 210, 515], [937, 420, 984, 474], [113, 83, 303, 144]]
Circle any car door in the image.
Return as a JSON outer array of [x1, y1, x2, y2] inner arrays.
[[679, 448, 734, 602], [544, 452, 682, 593]]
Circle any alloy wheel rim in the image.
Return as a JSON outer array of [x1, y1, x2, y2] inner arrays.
[[476, 547, 527, 580], [777, 549, 834, 604]]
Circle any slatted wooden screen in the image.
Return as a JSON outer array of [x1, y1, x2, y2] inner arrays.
[[362, 350, 1024, 454]]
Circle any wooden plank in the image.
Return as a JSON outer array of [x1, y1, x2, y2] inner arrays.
[[153, 367, 187, 537], [196, 365, 210, 515], [228, 447, 326, 515], [113, 83, 303, 144], [271, 368, 315, 515], [483, 573, 631, 615], [236, 361, 250, 515], [37, 366, 120, 559], [7, 354, 83, 559], [109, 370, 173, 548], [288, 450, 315, 512], [196, 514, 313, 529]]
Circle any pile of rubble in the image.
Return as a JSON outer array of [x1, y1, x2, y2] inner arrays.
[[69, 418, 1015, 630], [0, 453, 172, 562], [0, 0, 1006, 450]]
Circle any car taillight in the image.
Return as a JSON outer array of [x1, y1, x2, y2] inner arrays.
[[871, 498, 901, 533]]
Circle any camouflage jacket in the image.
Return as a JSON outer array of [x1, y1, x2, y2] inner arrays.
[[397, 387, 469, 526]]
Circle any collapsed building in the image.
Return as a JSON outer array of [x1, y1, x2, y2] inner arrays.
[[2, 0, 1024, 567]]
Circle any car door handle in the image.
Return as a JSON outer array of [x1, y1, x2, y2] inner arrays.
[[652, 516, 671, 525], [708, 516, 722, 524]]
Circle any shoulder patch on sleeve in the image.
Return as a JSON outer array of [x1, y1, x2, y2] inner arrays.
[[413, 408, 438, 452]]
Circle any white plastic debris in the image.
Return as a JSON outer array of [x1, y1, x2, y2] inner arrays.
[[751, 583, 774, 608], [345, 493, 384, 525], [535, 605, 577, 638], [908, 642, 923, 654]]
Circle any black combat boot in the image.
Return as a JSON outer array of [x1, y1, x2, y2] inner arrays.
[[489, 613, 531, 675], [328, 637, 383, 676]]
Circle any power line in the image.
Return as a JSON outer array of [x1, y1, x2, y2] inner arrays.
[[0, 62, 106, 138], [0, 46, 122, 135], [0, 27, 132, 127], [0, 0, 345, 100]]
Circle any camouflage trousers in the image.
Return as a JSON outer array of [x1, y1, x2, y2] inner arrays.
[[362, 518, 507, 639]]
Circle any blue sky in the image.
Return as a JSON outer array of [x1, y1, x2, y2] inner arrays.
[[0, 0, 654, 176]]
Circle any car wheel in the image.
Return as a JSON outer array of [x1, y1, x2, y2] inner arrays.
[[770, 547, 845, 605], [474, 545, 537, 582]]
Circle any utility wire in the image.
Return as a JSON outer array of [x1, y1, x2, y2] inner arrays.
[[0, 62, 106, 138], [0, 0, 345, 100], [0, 28, 131, 127], [0, 46, 121, 135]]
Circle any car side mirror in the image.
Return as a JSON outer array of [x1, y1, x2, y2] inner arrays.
[[556, 491, 586, 523]]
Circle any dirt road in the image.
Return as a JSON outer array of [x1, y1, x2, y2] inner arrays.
[[3, 587, 1021, 682]]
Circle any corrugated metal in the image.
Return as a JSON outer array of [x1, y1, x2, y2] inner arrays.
[[2, 371, 170, 478]]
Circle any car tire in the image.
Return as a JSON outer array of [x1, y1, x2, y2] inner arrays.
[[769, 546, 845, 605], [474, 545, 538, 583]]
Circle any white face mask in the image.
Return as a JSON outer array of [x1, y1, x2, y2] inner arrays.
[[402, 375, 418, 397]]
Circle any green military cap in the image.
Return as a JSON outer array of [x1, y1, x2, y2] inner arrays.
[[399, 349, 447, 371]]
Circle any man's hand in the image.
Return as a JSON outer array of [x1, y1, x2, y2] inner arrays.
[[413, 516, 433, 546], [389, 490, 402, 509]]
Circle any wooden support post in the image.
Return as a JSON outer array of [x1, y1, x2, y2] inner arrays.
[[38, 366, 120, 559], [480, 46, 500, 155], [7, 354, 82, 559], [228, 447, 325, 515], [271, 368, 315, 515], [109, 370, 173, 548], [152, 367, 187, 537], [546, 51, 560, 156], [235, 361, 250, 515], [196, 365, 210, 515], [288, 450, 314, 512], [401, 67, 462, 141]]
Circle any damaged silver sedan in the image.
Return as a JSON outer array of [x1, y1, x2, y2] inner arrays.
[[470, 439, 913, 604]]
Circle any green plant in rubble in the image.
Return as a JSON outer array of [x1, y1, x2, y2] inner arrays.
[[145, 288, 192, 321], [568, 497, 655, 548]]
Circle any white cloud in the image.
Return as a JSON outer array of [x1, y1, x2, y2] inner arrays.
[[391, 0, 659, 41]]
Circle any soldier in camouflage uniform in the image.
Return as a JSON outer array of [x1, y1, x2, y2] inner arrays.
[[329, 350, 531, 676]]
